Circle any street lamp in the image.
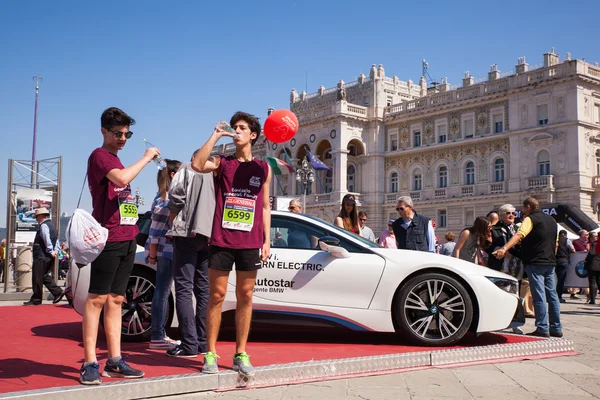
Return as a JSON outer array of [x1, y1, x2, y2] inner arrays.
[[296, 156, 315, 210]]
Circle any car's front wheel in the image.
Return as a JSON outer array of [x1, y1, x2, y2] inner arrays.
[[100, 265, 174, 342], [395, 272, 473, 346]]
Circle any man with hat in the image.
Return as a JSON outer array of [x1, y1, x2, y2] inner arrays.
[[24, 207, 64, 306]]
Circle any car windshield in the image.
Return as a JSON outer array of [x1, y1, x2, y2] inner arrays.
[[298, 213, 381, 249]]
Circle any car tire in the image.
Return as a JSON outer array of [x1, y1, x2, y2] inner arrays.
[[395, 272, 473, 346], [100, 265, 174, 343]]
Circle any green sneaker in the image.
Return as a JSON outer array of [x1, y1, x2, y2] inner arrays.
[[202, 352, 219, 374], [232, 352, 255, 376]]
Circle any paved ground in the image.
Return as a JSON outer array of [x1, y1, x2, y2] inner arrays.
[[152, 297, 600, 400]]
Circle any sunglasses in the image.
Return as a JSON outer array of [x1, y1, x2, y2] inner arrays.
[[359, 218, 367, 222], [107, 128, 134, 139], [396, 207, 406, 211], [505, 212, 516, 215], [288, 206, 298, 211]]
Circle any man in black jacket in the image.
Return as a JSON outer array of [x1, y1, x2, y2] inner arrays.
[[493, 197, 562, 338], [24, 208, 64, 306], [487, 204, 520, 272]]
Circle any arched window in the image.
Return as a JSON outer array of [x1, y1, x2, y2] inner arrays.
[[348, 145, 357, 157], [538, 150, 550, 176], [465, 161, 475, 185], [390, 172, 399, 193], [413, 170, 422, 191], [494, 158, 505, 182], [438, 166, 448, 188], [325, 170, 333, 193], [324, 149, 332, 159], [347, 165, 356, 192]]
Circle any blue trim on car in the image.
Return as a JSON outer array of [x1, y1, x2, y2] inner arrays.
[[254, 310, 368, 331]]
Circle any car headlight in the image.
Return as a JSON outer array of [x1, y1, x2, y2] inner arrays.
[[486, 277, 518, 295]]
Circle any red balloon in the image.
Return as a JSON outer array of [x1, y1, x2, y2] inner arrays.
[[264, 109, 299, 143]]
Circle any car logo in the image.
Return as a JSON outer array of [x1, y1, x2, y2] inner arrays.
[[575, 261, 588, 278]]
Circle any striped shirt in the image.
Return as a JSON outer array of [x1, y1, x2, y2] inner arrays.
[[145, 194, 173, 261]]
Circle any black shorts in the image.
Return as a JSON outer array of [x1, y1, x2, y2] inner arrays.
[[89, 240, 136, 296], [209, 246, 262, 272]]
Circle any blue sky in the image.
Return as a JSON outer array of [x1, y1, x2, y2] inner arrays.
[[0, 0, 598, 228]]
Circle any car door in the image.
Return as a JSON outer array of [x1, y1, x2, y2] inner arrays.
[[252, 215, 386, 309]]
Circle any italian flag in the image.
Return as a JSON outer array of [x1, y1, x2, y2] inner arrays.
[[266, 156, 294, 175]]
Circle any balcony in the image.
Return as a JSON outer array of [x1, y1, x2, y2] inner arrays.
[[410, 191, 421, 201], [434, 189, 446, 199], [385, 193, 398, 203], [489, 182, 505, 194], [461, 185, 474, 196], [526, 175, 554, 191]]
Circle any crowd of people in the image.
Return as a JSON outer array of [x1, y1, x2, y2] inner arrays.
[[78, 107, 269, 385], [19, 105, 593, 386]]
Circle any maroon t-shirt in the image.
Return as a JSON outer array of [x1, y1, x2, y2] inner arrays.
[[210, 155, 269, 249], [87, 148, 139, 242]]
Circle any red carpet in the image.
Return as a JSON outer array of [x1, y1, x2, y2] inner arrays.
[[0, 305, 541, 394]]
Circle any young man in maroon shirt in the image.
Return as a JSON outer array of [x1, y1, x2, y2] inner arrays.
[[192, 111, 272, 376], [81, 107, 160, 385]]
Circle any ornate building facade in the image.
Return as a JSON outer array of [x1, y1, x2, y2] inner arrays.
[[233, 50, 600, 238]]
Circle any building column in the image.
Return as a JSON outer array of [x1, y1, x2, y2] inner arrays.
[[332, 149, 349, 194]]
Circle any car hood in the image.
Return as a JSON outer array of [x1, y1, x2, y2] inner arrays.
[[371, 248, 516, 280]]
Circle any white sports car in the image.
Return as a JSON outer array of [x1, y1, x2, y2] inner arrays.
[[66, 211, 524, 346]]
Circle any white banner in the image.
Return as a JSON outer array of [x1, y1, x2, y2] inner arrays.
[[564, 252, 589, 288]]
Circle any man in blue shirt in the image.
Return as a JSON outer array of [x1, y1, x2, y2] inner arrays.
[[24, 208, 64, 306], [392, 196, 436, 253]]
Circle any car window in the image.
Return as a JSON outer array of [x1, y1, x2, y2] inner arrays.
[[271, 216, 369, 254]]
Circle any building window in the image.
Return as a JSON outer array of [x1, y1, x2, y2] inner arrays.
[[413, 171, 422, 191], [390, 172, 399, 193], [437, 124, 447, 143], [494, 158, 505, 182], [363, 96, 369, 106], [537, 150, 550, 176], [325, 170, 333, 193], [390, 134, 398, 151], [464, 119, 474, 138], [413, 131, 421, 147], [348, 145, 358, 156], [493, 114, 503, 133], [595, 104, 600, 124], [596, 152, 600, 176], [438, 209, 447, 228], [465, 208, 474, 226], [387, 96, 393, 107], [438, 166, 448, 188], [465, 161, 475, 185], [324, 149, 332, 159], [347, 165, 356, 192], [537, 104, 549, 125]]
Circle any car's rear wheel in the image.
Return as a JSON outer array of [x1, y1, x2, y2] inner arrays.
[[100, 265, 174, 342], [395, 272, 473, 346]]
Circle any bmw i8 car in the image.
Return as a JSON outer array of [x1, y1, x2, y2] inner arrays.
[[66, 210, 524, 346]]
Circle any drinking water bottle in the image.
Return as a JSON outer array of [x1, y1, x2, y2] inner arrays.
[[216, 121, 239, 140], [142, 139, 166, 170]]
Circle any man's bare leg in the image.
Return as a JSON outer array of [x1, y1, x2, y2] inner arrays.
[[104, 294, 125, 359], [82, 294, 107, 362], [206, 269, 231, 354], [234, 270, 257, 354]]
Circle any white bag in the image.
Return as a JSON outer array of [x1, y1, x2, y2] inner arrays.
[[66, 208, 108, 265]]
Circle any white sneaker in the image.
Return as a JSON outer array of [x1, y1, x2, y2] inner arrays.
[[149, 336, 181, 350]]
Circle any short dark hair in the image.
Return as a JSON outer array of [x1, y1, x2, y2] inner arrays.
[[523, 196, 539, 210], [230, 111, 261, 146], [358, 211, 368, 218], [101, 107, 135, 129], [559, 230, 568, 237]]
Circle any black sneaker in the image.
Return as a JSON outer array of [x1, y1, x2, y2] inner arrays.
[[527, 329, 550, 338], [550, 331, 564, 338], [23, 300, 42, 306], [559, 298, 566, 304], [80, 362, 102, 385], [102, 359, 144, 379], [52, 290, 65, 304], [166, 345, 197, 358]]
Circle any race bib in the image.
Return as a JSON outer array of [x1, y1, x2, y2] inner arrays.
[[222, 197, 255, 231], [118, 188, 138, 226]]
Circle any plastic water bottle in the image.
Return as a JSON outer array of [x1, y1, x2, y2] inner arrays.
[[216, 121, 239, 140], [142, 139, 166, 170]]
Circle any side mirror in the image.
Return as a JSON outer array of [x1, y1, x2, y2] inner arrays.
[[318, 236, 351, 258]]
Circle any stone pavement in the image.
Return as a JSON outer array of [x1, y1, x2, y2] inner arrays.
[[154, 298, 600, 400]]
